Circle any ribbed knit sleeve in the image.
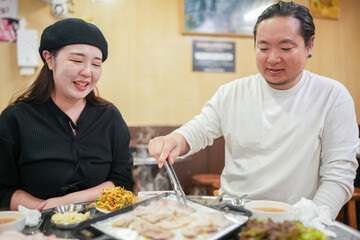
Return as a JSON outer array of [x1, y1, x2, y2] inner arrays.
[[0, 106, 21, 209]]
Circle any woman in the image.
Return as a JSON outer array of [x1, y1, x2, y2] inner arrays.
[[0, 18, 134, 211]]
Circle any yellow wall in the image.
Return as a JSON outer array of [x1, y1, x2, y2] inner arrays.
[[0, 0, 359, 126]]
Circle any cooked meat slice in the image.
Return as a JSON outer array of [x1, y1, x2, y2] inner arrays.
[[181, 218, 218, 238], [133, 205, 156, 217], [112, 213, 135, 228], [131, 218, 173, 240], [201, 212, 231, 228], [141, 210, 174, 224], [158, 215, 194, 229]]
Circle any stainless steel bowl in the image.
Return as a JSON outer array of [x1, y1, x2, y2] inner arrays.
[[230, 197, 247, 206], [53, 204, 86, 214], [51, 204, 90, 229]]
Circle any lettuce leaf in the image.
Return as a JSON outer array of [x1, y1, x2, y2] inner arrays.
[[240, 219, 327, 240]]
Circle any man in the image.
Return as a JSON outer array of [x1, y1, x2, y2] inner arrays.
[[148, 1, 358, 219]]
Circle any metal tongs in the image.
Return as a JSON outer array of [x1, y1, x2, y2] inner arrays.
[[164, 159, 187, 206]]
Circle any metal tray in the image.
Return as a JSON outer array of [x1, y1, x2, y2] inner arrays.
[[187, 195, 248, 207], [72, 192, 250, 240], [21, 196, 360, 240], [188, 195, 360, 240], [22, 202, 100, 239]]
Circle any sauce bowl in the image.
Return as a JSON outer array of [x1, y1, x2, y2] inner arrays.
[[244, 200, 295, 222], [0, 211, 25, 233]]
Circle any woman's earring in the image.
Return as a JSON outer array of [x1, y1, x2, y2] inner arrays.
[[308, 54, 312, 58]]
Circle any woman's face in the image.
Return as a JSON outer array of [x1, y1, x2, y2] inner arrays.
[[46, 44, 103, 103], [255, 16, 314, 90]]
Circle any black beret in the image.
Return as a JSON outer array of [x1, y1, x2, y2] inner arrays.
[[39, 18, 108, 62]]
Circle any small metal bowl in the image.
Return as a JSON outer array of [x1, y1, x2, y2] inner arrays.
[[53, 204, 87, 214], [51, 204, 90, 229], [231, 198, 247, 206]]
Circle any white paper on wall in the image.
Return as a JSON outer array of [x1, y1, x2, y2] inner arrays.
[[16, 29, 39, 68]]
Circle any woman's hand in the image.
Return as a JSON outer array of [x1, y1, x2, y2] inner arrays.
[[148, 133, 190, 167], [40, 181, 115, 209], [36, 197, 65, 210], [10, 190, 44, 210], [12, 181, 115, 211]]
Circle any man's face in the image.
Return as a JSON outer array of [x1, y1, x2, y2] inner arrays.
[[255, 16, 314, 90]]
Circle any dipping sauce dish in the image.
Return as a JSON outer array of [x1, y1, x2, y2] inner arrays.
[[0, 211, 25, 233], [244, 200, 295, 222]]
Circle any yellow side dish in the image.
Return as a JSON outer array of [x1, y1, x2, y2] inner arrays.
[[89, 185, 137, 211], [51, 211, 90, 224]]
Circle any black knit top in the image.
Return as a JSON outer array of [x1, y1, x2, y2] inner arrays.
[[0, 98, 134, 209]]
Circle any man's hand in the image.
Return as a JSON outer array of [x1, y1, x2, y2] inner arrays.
[[148, 133, 190, 167]]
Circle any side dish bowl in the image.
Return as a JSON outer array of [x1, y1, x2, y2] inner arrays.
[[0, 211, 25, 233], [244, 200, 294, 222], [51, 204, 90, 229], [54, 204, 86, 213]]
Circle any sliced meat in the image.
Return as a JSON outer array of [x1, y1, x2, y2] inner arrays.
[[131, 218, 173, 240], [141, 211, 174, 224], [158, 215, 194, 229], [112, 213, 135, 228]]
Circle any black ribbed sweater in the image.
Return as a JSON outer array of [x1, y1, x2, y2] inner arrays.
[[0, 99, 133, 209]]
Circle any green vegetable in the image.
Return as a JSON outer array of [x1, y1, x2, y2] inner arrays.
[[239, 219, 327, 240]]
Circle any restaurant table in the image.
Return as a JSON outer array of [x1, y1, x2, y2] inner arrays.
[[21, 198, 360, 240], [21, 202, 97, 239]]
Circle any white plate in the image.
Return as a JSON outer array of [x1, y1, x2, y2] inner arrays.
[[95, 207, 112, 214]]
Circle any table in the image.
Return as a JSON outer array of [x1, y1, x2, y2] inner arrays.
[[22, 203, 98, 239], [21, 198, 360, 240]]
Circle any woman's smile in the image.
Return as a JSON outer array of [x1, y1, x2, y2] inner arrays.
[[73, 81, 90, 90]]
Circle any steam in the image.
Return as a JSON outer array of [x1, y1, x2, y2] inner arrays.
[[135, 126, 156, 145]]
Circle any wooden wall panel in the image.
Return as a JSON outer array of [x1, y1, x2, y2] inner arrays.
[[0, 0, 359, 126]]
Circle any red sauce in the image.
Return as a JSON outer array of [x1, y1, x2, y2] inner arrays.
[[0, 218, 16, 224]]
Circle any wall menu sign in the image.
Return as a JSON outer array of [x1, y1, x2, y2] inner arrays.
[[192, 40, 235, 72]]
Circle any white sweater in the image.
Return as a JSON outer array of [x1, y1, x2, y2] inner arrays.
[[175, 70, 359, 219]]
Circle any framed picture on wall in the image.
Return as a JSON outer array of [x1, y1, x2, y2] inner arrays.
[[310, 0, 340, 19], [180, 0, 276, 37]]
